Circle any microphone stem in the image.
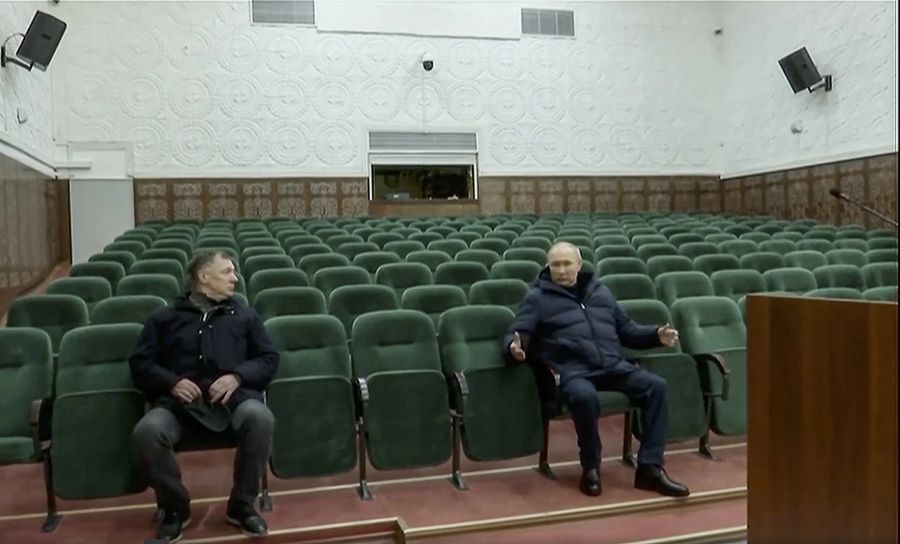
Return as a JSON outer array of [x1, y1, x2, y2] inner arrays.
[[840, 197, 899, 229]]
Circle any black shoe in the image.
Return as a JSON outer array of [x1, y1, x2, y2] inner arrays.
[[578, 468, 602, 497], [157, 508, 191, 543], [226, 508, 268, 537], [634, 464, 690, 497]]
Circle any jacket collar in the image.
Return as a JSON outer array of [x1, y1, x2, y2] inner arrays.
[[535, 269, 597, 299], [174, 291, 237, 313]]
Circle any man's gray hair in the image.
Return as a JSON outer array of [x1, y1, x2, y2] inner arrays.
[[547, 241, 583, 261], [187, 249, 232, 286]]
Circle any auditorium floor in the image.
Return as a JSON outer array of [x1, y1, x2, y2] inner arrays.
[[0, 417, 746, 543]]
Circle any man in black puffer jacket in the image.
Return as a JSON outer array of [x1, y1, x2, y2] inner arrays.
[[504, 242, 689, 498], [130, 250, 279, 543]]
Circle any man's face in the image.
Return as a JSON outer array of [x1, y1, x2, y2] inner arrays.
[[198, 255, 237, 301], [547, 246, 582, 287]]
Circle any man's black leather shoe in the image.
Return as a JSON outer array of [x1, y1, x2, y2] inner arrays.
[[157, 507, 191, 543], [634, 464, 690, 497], [226, 508, 268, 537], [578, 468, 602, 496]]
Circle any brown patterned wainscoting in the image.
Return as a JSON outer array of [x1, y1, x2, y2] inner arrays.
[[134, 178, 370, 222], [722, 153, 898, 228], [0, 153, 70, 316], [477, 176, 722, 215]]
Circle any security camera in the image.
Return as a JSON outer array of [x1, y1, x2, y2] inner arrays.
[[421, 52, 434, 72]]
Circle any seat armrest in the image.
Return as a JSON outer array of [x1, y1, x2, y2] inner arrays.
[[694, 352, 731, 401]]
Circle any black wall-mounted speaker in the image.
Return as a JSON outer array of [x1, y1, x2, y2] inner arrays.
[[778, 47, 823, 93], [16, 11, 67, 71]]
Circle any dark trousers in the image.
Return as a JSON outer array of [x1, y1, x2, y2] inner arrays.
[[561, 366, 668, 470], [132, 399, 275, 513]]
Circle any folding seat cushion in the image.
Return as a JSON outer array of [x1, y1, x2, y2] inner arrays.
[[863, 286, 898, 301], [51, 324, 147, 499], [400, 285, 468, 329], [805, 288, 863, 300], [0, 328, 52, 463], [375, 262, 434, 300], [646, 255, 694, 279], [265, 315, 357, 478], [502, 248, 547, 266], [91, 295, 168, 325], [255, 287, 327, 322], [46, 277, 112, 313], [438, 306, 542, 461], [247, 268, 309, 304], [350, 311, 452, 472], [6, 295, 89, 355], [671, 296, 746, 437]]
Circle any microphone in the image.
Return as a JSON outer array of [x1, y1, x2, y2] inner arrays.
[[828, 187, 898, 229]]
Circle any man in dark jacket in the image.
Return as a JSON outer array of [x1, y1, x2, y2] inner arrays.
[[130, 250, 279, 543], [505, 242, 689, 498]]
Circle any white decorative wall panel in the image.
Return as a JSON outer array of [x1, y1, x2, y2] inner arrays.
[[0, 2, 56, 158], [50, 1, 723, 177], [720, 1, 897, 176]]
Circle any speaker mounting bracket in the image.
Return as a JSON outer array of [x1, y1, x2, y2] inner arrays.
[[1, 33, 34, 71], [808, 75, 833, 93]]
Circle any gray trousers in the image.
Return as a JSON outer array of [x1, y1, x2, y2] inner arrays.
[[132, 399, 275, 513]]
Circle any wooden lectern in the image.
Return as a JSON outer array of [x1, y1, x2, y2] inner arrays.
[[746, 294, 898, 543]]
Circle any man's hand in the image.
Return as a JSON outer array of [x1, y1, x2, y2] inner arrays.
[[657, 323, 679, 347], [509, 331, 526, 362], [171, 379, 202, 403], [208, 373, 241, 404]]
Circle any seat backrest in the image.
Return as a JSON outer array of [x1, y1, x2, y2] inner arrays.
[[103, 241, 146, 258], [796, 239, 834, 253], [329, 284, 400, 335], [247, 268, 309, 304], [763, 267, 818, 294], [596, 257, 648, 277], [324, 234, 365, 251], [46, 277, 112, 311], [434, 262, 490, 293], [867, 237, 898, 250], [866, 249, 899, 263], [502, 247, 547, 266], [336, 242, 380, 262], [447, 231, 482, 245], [116, 274, 181, 302], [405, 250, 452, 272], [812, 264, 865, 290], [863, 286, 898, 301], [298, 253, 351, 279], [265, 315, 351, 380], [400, 285, 468, 328], [352, 251, 402, 277], [375, 262, 434, 299], [617, 299, 679, 358], [383, 240, 428, 259], [140, 248, 189, 268], [678, 242, 720, 260], [56, 324, 143, 395], [70, 261, 127, 294], [595, 245, 639, 260], [862, 262, 898, 288], [636, 243, 679, 261], [89, 251, 137, 273], [832, 239, 869, 252], [646, 255, 694, 279], [314, 266, 372, 300], [240, 246, 286, 269], [717, 240, 759, 258], [655, 271, 714, 307], [710, 269, 766, 302], [0, 328, 52, 444], [438, 305, 515, 373], [288, 243, 332, 265], [254, 287, 327, 322], [243, 254, 294, 283], [704, 233, 737, 244], [282, 234, 323, 253], [783, 250, 828, 271], [692, 254, 741, 276], [489, 260, 542, 284], [456, 249, 501, 270], [671, 296, 746, 353], [805, 288, 864, 300], [825, 249, 868, 267], [91, 295, 168, 325], [758, 240, 797, 256], [428, 239, 469, 258], [468, 279, 529, 312], [601, 273, 656, 301], [668, 233, 704, 247], [130, 258, 186, 282], [470, 238, 510, 255], [739, 252, 785, 274], [7, 295, 90, 353], [369, 232, 406, 248], [350, 310, 440, 377]]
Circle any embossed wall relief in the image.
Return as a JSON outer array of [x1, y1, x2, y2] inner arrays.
[[721, 153, 897, 227], [134, 178, 369, 222], [0, 154, 69, 315]]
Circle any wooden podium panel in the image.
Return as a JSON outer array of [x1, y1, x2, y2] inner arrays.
[[747, 295, 898, 543]]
